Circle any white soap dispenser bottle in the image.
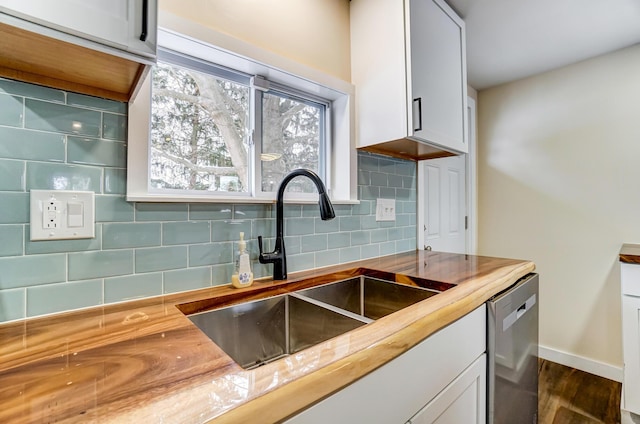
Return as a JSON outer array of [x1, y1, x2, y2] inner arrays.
[[231, 232, 253, 288]]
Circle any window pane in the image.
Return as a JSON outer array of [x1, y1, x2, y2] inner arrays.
[[261, 91, 323, 193], [150, 61, 250, 193]]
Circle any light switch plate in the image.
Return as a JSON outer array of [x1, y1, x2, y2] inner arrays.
[[375, 198, 396, 222], [30, 190, 95, 241]]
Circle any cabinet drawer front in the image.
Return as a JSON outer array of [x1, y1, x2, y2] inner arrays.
[[622, 263, 640, 296], [286, 305, 486, 424]]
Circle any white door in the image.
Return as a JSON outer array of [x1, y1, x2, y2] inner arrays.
[[418, 155, 466, 253]]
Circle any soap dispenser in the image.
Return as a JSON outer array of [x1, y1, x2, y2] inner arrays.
[[231, 232, 253, 288]]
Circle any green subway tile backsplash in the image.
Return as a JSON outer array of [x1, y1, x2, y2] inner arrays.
[[0, 225, 23, 257], [104, 273, 162, 303], [188, 203, 232, 220], [67, 137, 126, 167], [67, 92, 126, 113], [0, 81, 417, 323], [380, 241, 397, 256], [104, 168, 126, 194], [164, 267, 211, 293], [0, 93, 23, 127], [234, 204, 271, 219], [68, 250, 133, 281], [301, 234, 327, 253], [210, 220, 252, 242], [340, 246, 361, 263], [136, 202, 188, 221], [287, 252, 315, 273], [285, 217, 315, 236], [0, 288, 25, 322], [102, 223, 161, 249], [339, 216, 361, 232], [25, 99, 101, 136], [95, 195, 135, 222], [163, 221, 210, 245], [26, 162, 102, 192], [135, 246, 188, 273], [0, 193, 29, 224], [328, 232, 350, 249], [0, 77, 65, 102], [102, 113, 127, 141], [280, 236, 299, 255], [315, 249, 340, 268], [0, 159, 25, 191], [313, 216, 340, 233], [361, 244, 381, 259], [0, 127, 65, 162], [351, 231, 371, 246], [0, 254, 66, 289], [27, 279, 102, 317], [189, 242, 233, 267]]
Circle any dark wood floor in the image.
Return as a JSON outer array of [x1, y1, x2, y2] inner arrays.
[[538, 359, 621, 424]]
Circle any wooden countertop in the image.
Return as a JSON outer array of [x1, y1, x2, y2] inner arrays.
[[0, 250, 535, 423], [620, 243, 640, 264]]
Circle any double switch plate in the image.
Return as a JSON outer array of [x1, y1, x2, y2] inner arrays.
[[30, 190, 95, 241], [375, 198, 396, 222]]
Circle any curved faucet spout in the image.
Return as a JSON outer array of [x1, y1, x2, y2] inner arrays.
[[258, 169, 335, 280]]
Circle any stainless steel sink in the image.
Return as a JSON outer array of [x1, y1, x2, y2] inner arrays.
[[188, 294, 368, 369], [188, 276, 440, 369], [298, 276, 439, 320]]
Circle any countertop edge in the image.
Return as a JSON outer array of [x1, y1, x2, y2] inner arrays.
[[620, 243, 640, 264]]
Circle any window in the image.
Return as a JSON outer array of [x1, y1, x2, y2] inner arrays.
[[128, 28, 356, 203], [150, 56, 251, 194]]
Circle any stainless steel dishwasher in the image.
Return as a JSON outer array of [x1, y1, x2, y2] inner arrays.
[[487, 273, 539, 424]]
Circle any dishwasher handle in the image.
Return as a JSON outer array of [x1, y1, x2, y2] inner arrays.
[[503, 294, 536, 331]]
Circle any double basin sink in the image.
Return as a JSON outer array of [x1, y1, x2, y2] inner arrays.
[[188, 276, 439, 370]]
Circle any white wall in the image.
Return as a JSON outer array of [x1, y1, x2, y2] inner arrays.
[[159, 0, 351, 82], [477, 44, 640, 377]]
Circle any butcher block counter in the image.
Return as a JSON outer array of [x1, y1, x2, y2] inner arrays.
[[0, 250, 535, 423]]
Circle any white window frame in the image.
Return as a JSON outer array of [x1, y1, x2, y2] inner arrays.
[[127, 25, 357, 204]]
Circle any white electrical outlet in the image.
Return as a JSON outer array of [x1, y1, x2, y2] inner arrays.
[[42, 200, 61, 229], [375, 198, 396, 222], [30, 190, 95, 241]]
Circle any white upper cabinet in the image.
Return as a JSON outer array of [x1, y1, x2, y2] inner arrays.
[[0, 0, 156, 58], [351, 0, 468, 159], [0, 0, 156, 101]]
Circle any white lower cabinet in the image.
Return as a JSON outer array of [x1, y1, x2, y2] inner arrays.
[[285, 305, 486, 424], [621, 262, 640, 417]]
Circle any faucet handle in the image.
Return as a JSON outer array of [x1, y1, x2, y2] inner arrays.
[[257, 235, 264, 254]]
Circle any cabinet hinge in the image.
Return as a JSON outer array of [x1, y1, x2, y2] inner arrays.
[[465, 216, 468, 230]]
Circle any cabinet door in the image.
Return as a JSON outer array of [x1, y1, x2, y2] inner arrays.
[[0, 0, 155, 57], [285, 305, 486, 424], [409, 354, 486, 424], [622, 294, 640, 414], [408, 0, 467, 153]]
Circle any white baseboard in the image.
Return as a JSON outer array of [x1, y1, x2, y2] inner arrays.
[[539, 345, 622, 383]]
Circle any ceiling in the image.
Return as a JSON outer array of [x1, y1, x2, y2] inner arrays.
[[446, 0, 640, 90]]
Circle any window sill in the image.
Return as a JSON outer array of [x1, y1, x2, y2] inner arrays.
[[126, 193, 359, 205]]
